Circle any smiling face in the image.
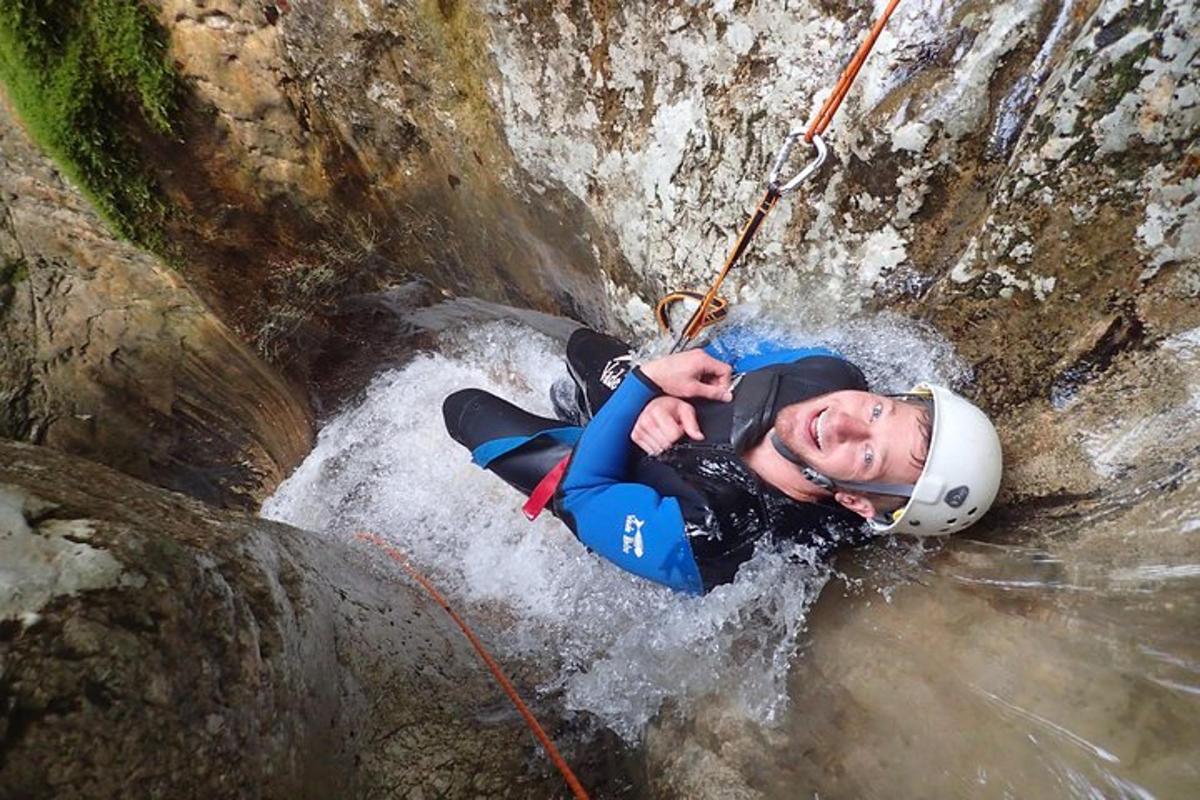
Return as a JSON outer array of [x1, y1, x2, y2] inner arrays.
[[774, 390, 930, 495]]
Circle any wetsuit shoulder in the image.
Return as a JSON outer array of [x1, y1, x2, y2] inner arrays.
[[704, 328, 846, 373]]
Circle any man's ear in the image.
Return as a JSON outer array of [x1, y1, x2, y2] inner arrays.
[[834, 491, 877, 521]]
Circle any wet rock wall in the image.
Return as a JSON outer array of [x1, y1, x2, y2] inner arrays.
[[0, 440, 572, 799], [484, 0, 1199, 416], [151, 0, 621, 333], [0, 101, 312, 509]]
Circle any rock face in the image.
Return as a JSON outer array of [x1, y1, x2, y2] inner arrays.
[[483, 0, 1200, 416], [0, 98, 313, 509], [2, 0, 640, 498], [11, 0, 1193, 504], [0, 439, 570, 799], [148, 0, 624, 334]]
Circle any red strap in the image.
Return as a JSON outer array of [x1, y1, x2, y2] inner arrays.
[[522, 455, 571, 521]]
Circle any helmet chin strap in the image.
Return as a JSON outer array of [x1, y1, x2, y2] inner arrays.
[[769, 432, 915, 499]]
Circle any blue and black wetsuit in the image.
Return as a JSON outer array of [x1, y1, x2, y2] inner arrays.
[[442, 328, 870, 594]]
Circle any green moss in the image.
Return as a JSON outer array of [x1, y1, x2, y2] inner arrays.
[[0, 257, 26, 312], [1028, 113, 1054, 153], [0, 0, 182, 248], [1, 257, 27, 285], [1139, 0, 1167, 31], [1102, 40, 1153, 113]]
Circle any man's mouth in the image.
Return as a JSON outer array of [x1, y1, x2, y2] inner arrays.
[[809, 408, 828, 451]]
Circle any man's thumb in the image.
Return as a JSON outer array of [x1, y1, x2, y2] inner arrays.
[[681, 406, 704, 440], [696, 381, 734, 402]]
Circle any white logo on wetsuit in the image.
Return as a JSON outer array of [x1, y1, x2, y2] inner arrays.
[[600, 354, 634, 390], [623, 514, 645, 558]]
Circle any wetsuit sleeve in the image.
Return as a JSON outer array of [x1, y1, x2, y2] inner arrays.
[[704, 328, 842, 373], [559, 373, 705, 594]]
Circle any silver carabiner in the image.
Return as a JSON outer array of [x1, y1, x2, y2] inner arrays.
[[767, 132, 828, 196]]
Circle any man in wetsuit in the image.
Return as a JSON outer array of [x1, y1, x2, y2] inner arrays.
[[443, 328, 1002, 594]]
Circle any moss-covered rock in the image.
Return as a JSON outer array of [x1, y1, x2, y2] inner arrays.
[[0, 257, 25, 312], [0, 0, 182, 246]]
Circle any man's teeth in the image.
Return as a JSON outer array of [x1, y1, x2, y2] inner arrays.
[[815, 409, 828, 449]]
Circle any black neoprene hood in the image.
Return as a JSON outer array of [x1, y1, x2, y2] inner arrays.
[[729, 357, 870, 453]]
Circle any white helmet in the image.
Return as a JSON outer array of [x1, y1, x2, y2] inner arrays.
[[869, 383, 1003, 536]]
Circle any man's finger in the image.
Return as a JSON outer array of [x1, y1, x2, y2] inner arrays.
[[655, 423, 684, 452], [690, 349, 729, 370], [691, 380, 735, 402], [695, 353, 732, 380], [710, 359, 734, 381], [678, 404, 703, 440], [709, 367, 733, 391], [642, 417, 672, 451], [645, 415, 672, 445]]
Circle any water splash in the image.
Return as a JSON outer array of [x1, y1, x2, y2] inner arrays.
[[687, 304, 972, 392], [263, 314, 967, 742]]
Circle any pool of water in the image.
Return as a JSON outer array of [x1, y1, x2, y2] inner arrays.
[[696, 475, 1200, 798]]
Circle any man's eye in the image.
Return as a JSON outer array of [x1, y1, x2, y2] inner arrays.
[[870, 403, 883, 421], [864, 448, 874, 467]]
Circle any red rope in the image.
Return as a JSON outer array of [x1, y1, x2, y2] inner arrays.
[[353, 532, 590, 800], [682, 188, 779, 342]]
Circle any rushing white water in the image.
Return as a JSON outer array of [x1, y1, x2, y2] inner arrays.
[[262, 310, 967, 742]]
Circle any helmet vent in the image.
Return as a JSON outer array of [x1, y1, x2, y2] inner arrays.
[[967, 507, 977, 516], [946, 518, 957, 525], [908, 520, 920, 527]]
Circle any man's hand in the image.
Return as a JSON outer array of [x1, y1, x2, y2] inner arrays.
[[639, 349, 733, 401], [632, 396, 704, 455]]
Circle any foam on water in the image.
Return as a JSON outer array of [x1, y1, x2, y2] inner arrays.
[[263, 315, 967, 742]]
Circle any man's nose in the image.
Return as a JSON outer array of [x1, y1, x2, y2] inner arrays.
[[826, 411, 869, 443]]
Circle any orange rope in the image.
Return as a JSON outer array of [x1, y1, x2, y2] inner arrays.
[[805, 0, 903, 142], [354, 532, 590, 800], [682, 188, 779, 342], [674, 0, 902, 349]]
